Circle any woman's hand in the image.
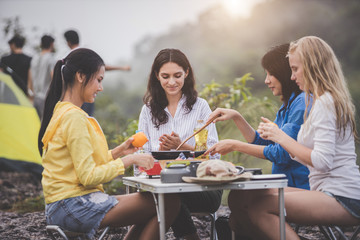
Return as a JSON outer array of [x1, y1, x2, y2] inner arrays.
[[257, 117, 287, 143], [121, 153, 155, 170], [258, 117, 312, 165], [159, 132, 181, 150], [204, 139, 239, 156], [111, 138, 139, 159], [133, 153, 154, 170], [208, 108, 241, 123]]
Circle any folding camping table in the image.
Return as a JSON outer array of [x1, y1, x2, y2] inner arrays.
[[123, 176, 288, 240]]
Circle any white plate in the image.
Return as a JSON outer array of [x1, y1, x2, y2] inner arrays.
[[251, 174, 286, 180]]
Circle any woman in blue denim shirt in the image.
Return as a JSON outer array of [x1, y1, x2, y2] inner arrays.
[[205, 43, 310, 189], [252, 91, 310, 189]]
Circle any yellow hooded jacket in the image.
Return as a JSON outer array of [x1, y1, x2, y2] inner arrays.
[[41, 101, 125, 204]]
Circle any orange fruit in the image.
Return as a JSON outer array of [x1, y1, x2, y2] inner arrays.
[[132, 131, 149, 147], [269, 121, 278, 127]]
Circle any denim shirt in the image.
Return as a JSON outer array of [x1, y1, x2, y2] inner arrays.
[[253, 92, 310, 189]]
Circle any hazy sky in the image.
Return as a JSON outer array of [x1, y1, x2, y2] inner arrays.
[[0, 0, 264, 64]]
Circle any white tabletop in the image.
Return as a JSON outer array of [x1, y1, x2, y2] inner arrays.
[[122, 175, 288, 193]]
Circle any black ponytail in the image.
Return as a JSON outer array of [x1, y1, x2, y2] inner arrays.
[[38, 48, 104, 155]]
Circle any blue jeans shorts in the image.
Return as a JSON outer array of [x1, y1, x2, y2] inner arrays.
[[45, 191, 118, 239], [324, 191, 360, 219]]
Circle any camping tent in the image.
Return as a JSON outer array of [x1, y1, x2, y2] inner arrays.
[[0, 71, 43, 180]]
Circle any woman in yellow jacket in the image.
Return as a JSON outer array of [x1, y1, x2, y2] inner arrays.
[[38, 48, 180, 240]]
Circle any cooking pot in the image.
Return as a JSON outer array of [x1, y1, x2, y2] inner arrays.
[[151, 150, 206, 160], [160, 161, 201, 183]]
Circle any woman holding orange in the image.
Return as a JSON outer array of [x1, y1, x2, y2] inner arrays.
[[39, 48, 180, 240]]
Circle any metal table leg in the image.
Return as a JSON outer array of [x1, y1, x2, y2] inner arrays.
[[158, 193, 166, 240], [126, 185, 130, 232], [279, 187, 286, 240]]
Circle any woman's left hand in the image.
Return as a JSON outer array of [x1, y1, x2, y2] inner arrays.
[[159, 132, 181, 150], [257, 117, 286, 143]]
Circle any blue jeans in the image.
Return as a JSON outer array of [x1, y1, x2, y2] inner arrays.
[[45, 192, 118, 239], [324, 191, 360, 219]]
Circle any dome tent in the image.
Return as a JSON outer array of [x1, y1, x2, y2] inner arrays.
[[0, 71, 43, 180]]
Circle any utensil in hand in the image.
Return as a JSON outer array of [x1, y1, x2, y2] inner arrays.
[[175, 114, 220, 150]]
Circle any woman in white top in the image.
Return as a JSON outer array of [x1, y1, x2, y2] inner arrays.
[[229, 36, 360, 239], [139, 95, 218, 152], [138, 48, 221, 240], [138, 49, 218, 152]]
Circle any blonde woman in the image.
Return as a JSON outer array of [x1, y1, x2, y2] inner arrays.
[[229, 36, 360, 240]]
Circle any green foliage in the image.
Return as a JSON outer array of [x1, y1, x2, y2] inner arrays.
[[11, 195, 45, 213], [198, 81, 227, 111], [108, 119, 139, 148], [199, 73, 255, 110], [226, 73, 254, 109]]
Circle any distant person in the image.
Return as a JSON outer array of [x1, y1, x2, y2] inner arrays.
[[206, 44, 310, 189], [64, 29, 79, 50], [28, 35, 56, 120], [64, 29, 94, 116], [63, 29, 131, 116], [0, 35, 32, 96]]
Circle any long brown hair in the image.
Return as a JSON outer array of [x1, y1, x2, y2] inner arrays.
[[143, 48, 197, 128]]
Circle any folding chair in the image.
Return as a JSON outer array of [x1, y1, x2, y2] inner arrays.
[[295, 224, 360, 240], [318, 225, 360, 240], [46, 225, 109, 240]]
